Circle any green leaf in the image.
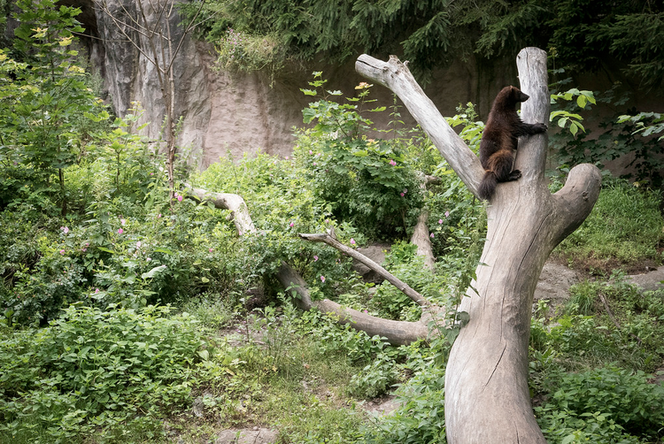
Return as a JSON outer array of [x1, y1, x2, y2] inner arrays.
[[141, 265, 167, 279], [577, 95, 587, 109]]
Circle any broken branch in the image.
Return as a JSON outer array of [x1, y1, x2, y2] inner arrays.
[[299, 232, 430, 307]]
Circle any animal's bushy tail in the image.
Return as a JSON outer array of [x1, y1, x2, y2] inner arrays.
[[478, 171, 498, 201]]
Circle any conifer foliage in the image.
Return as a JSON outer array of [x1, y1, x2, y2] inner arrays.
[[185, 0, 664, 86]]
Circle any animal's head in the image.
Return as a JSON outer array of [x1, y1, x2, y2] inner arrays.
[[496, 86, 529, 108]]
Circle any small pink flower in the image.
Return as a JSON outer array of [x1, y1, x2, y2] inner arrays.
[[60, 226, 69, 234], [309, 150, 313, 155], [350, 238, 356, 245], [81, 248, 87, 252], [158, 214, 162, 218], [400, 192, 405, 197], [177, 194, 183, 202], [314, 255, 318, 261], [118, 228, 124, 234], [438, 219, 443, 224], [320, 276, 325, 283], [289, 222, 294, 227], [59, 249, 65, 255], [430, 233, 435, 238], [147, 257, 152, 261], [136, 241, 142, 248], [120, 218, 126, 226], [389, 159, 397, 166], [363, 309, 368, 314], [238, 231, 242, 236], [445, 211, 450, 218], [209, 248, 213, 252], [313, 162, 317, 166], [285, 156, 289, 160], [94, 288, 100, 293]]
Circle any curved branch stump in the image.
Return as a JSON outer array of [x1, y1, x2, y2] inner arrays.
[[356, 48, 601, 443]]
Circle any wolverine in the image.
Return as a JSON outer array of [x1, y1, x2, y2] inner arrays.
[[478, 86, 547, 200]]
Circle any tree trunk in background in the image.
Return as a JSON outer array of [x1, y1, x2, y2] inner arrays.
[[356, 48, 601, 442], [95, 0, 205, 198]]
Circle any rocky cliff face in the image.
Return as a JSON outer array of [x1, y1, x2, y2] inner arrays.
[[68, 0, 511, 169]]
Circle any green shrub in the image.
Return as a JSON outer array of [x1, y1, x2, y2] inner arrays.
[[0, 305, 205, 443], [536, 366, 664, 442], [294, 74, 424, 239], [364, 356, 446, 444], [556, 178, 664, 271], [536, 277, 664, 372], [348, 353, 400, 399]]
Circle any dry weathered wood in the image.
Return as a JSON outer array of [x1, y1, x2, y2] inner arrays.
[[187, 186, 256, 234], [411, 174, 438, 270], [357, 47, 601, 443], [299, 232, 429, 307], [410, 210, 436, 271]]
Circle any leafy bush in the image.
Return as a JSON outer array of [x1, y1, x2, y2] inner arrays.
[[0, 0, 109, 215], [0, 305, 205, 443], [363, 352, 446, 444], [531, 276, 664, 394], [294, 74, 424, 239], [348, 353, 400, 399], [550, 83, 664, 188], [536, 366, 664, 442], [367, 242, 451, 321]]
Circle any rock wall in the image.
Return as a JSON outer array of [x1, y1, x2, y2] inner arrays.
[[66, 0, 520, 169]]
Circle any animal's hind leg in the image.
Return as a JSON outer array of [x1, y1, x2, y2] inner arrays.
[[506, 169, 521, 181]]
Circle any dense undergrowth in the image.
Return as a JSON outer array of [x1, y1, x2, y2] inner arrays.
[[1, 1, 664, 443]]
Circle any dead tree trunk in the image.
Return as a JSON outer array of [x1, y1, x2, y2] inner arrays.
[[356, 48, 601, 443]]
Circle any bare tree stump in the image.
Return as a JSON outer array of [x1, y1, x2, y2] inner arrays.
[[356, 48, 601, 443]]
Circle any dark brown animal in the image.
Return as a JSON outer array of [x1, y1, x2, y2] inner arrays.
[[478, 86, 547, 200]]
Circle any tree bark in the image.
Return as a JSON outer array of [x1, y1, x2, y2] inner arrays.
[[356, 48, 601, 443]]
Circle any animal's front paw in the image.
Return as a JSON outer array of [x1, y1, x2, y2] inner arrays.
[[533, 122, 548, 133], [508, 169, 522, 181]]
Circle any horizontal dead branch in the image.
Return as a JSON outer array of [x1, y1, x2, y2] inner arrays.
[[276, 261, 434, 346]]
